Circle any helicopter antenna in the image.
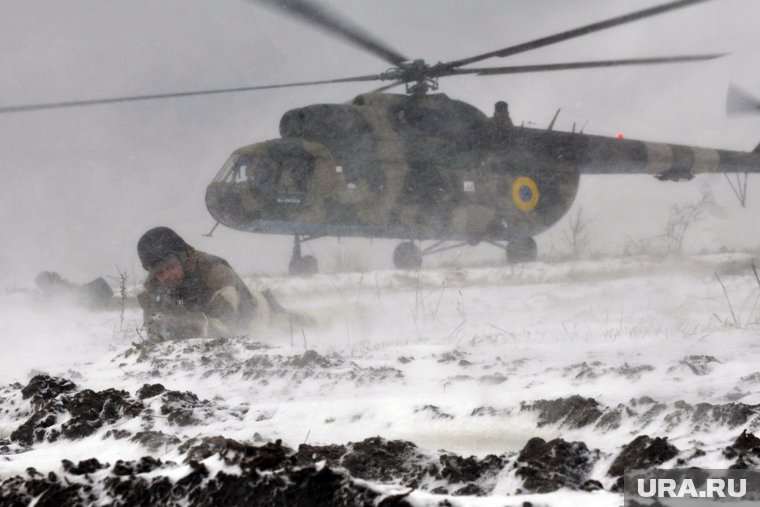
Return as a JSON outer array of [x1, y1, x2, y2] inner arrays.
[[548, 108, 561, 131], [203, 222, 220, 237]]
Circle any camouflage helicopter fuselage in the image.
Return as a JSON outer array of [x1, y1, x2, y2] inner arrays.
[[206, 92, 760, 244]]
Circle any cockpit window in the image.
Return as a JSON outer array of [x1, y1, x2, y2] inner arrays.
[[213, 155, 238, 183], [214, 149, 314, 195], [233, 155, 255, 183], [212, 153, 259, 183]]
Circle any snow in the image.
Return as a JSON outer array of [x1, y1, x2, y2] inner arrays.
[[2, 251, 760, 504]]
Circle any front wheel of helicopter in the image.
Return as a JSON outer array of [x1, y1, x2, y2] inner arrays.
[[393, 242, 423, 270], [506, 237, 537, 264], [289, 254, 318, 276]]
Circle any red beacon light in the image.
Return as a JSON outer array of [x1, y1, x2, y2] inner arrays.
[[616, 133, 624, 139]]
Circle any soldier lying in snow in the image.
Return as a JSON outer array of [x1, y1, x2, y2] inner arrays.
[[35, 271, 114, 310], [136, 226, 307, 341]]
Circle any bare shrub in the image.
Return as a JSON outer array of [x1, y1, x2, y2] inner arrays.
[[622, 195, 709, 257], [562, 206, 592, 259], [664, 195, 708, 254]]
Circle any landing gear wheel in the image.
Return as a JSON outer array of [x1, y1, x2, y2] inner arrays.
[[506, 237, 537, 264], [289, 234, 318, 276], [289, 255, 318, 276], [393, 242, 422, 270]]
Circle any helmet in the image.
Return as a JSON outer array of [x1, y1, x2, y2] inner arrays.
[[35, 271, 66, 290], [137, 227, 188, 269]]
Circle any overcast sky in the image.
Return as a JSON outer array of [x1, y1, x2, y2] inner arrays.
[[1, 0, 759, 285]]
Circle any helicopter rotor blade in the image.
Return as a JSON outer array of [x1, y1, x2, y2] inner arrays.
[[444, 54, 725, 78], [727, 84, 760, 116], [253, 0, 408, 67], [0, 74, 388, 115], [445, 0, 715, 69]]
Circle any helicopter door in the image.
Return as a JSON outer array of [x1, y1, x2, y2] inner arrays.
[[248, 154, 313, 207], [278, 156, 311, 196], [249, 156, 279, 195]]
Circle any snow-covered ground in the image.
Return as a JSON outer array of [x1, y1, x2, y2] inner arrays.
[[2, 252, 760, 505]]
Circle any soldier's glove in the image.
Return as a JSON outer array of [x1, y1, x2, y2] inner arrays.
[[149, 312, 208, 340], [147, 312, 173, 341]]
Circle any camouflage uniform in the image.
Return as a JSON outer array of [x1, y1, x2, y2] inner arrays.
[[138, 247, 261, 340], [136, 227, 274, 341]]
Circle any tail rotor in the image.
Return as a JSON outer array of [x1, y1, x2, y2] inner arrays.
[[727, 84, 760, 116]]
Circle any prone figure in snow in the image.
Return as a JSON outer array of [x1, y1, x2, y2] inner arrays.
[[35, 271, 114, 310], [136, 226, 304, 341]]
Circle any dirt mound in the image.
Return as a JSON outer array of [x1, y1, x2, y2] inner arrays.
[[136, 383, 166, 399], [608, 435, 679, 490], [21, 374, 76, 406], [724, 430, 760, 469], [521, 395, 604, 429], [0, 440, 410, 507], [62, 388, 143, 439], [519, 393, 760, 436], [124, 339, 405, 389], [7, 376, 213, 449], [341, 437, 435, 487], [515, 437, 599, 493], [293, 437, 505, 496]]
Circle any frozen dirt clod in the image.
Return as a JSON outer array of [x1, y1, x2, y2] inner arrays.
[[160, 390, 204, 426], [608, 435, 679, 488], [723, 430, 760, 469], [515, 437, 599, 493], [439, 453, 505, 492], [20, 375, 76, 406], [62, 388, 143, 440], [340, 437, 436, 487], [662, 400, 759, 431], [521, 395, 604, 429], [136, 383, 166, 400], [669, 355, 722, 376], [295, 442, 348, 467], [180, 435, 245, 463]]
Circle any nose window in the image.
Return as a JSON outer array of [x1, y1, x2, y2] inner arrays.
[[234, 155, 255, 183]]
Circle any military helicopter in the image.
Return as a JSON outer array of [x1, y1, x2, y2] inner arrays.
[[204, 0, 760, 274], [3, 0, 760, 275]]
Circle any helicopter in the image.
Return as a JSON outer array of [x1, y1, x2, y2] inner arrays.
[[203, 0, 760, 274], [2, 0, 760, 275]]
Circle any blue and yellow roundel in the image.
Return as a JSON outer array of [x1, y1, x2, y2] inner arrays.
[[512, 176, 539, 211]]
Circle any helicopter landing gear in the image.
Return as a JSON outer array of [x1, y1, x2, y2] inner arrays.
[[289, 234, 319, 276], [393, 241, 422, 270], [506, 237, 537, 264]]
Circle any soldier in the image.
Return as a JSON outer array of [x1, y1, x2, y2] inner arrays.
[[35, 271, 114, 309], [137, 226, 276, 341]]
